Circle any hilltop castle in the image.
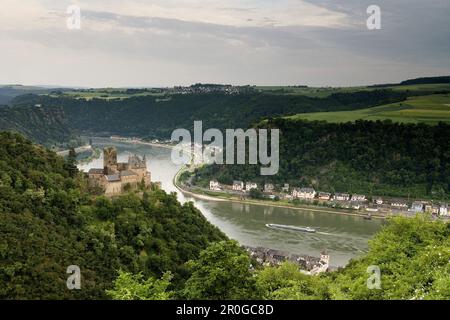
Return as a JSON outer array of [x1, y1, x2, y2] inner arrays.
[[88, 147, 151, 195]]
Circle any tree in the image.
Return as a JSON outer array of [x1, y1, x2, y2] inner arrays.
[[107, 271, 173, 300], [255, 262, 330, 300], [249, 188, 264, 199], [183, 240, 258, 300], [65, 147, 78, 178]]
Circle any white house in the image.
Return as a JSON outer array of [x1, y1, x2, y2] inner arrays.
[[264, 183, 275, 193], [282, 184, 290, 192], [375, 198, 383, 205], [351, 194, 366, 202], [410, 201, 423, 213], [209, 180, 220, 191], [246, 182, 258, 192], [292, 187, 316, 200], [318, 192, 331, 200], [439, 204, 448, 216], [334, 193, 350, 201], [232, 180, 244, 191]]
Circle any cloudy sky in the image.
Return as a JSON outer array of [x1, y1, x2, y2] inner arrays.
[[1, 0, 450, 87]]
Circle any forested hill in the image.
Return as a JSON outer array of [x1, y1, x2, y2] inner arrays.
[[10, 89, 409, 139], [0, 104, 75, 146], [194, 119, 450, 200], [0, 132, 225, 299], [400, 76, 450, 85]]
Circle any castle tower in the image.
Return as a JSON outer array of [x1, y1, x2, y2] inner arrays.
[[320, 250, 330, 265], [103, 147, 118, 175]]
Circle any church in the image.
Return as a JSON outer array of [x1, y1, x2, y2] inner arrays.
[[88, 147, 151, 195]]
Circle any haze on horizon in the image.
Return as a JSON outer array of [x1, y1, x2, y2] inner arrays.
[[1, 0, 450, 88]]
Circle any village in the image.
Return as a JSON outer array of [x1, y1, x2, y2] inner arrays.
[[208, 180, 449, 218], [243, 246, 334, 275]]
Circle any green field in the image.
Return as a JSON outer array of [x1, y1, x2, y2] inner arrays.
[[285, 94, 450, 124]]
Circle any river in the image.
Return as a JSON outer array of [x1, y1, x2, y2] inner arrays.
[[78, 137, 382, 267]]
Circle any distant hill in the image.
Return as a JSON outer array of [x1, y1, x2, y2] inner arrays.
[[9, 89, 410, 140], [0, 85, 74, 105], [400, 76, 450, 85]]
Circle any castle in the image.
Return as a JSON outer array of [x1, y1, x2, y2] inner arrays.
[[88, 147, 151, 195]]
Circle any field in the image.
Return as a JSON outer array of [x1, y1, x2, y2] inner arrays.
[[44, 88, 165, 101], [256, 83, 450, 98], [285, 94, 450, 124]]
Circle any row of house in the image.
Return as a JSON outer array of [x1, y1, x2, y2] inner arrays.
[[243, 246, 330, 274], [209, 180, 449, 216]]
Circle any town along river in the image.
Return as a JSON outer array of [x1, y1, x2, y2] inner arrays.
[[79, 137, 382, 267]]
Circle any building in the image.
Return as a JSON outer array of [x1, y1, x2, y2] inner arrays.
[[246, 182, 258, 192], [292, 187, 316, 200], [232, 180, 244, 191], [281, 184, 290, 193], [209, 180, 220, 191], [318, 192, 331, 200], [431, 205, 440, 215], [351, 194, 366, 202], [391, 200, 408, 210], [88, 147, 151, 196], [439, 204, 448, 216], [410, 201, 424, 213], [334, 193, 350, 201], [374, 198, 383, 205], [264, 183, 275, 193]]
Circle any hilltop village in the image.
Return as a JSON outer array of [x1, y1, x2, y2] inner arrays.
[[208, 180, 449, 218], [88, 147, 152, 195]]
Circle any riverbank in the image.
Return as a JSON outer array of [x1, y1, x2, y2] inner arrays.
[[56, 144, 92, 156], [172, 165, 387, 220]]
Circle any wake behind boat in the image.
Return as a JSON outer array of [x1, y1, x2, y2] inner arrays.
[[266, 223, 317, 233]]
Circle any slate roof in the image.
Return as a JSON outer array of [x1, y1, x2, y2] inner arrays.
[[88, 168, 104, 175], [106, 174, 121, 182]]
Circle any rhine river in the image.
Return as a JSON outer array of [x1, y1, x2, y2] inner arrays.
[[79, 137, 382, 267]]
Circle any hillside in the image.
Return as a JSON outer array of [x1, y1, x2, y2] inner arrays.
[[10, 89, 411, 139], [194, 119, 450, 200], [0, 104, 76, 147], [0, 132, 226, 299], [285, 94, 450, 125]]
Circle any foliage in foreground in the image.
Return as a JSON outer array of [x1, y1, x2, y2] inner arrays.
[[112, 216, 450, 300]]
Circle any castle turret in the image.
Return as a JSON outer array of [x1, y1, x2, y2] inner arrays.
[[103, 147, 118, 175]]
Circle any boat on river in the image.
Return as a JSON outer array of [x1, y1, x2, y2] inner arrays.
[[266, 223, 316, 233]]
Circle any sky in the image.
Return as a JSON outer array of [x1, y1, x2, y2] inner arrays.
[[1, 0, 450, 87]]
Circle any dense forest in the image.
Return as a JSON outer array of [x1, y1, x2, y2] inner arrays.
[[0, 105, 76, 147], [0, 132, 225, 299], [0, 132, 448, 300], [9, 89, 411, 139], [194, 119, 450, 200]]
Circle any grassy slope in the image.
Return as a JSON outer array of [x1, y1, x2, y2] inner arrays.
[[285, 93, 450, 125]]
